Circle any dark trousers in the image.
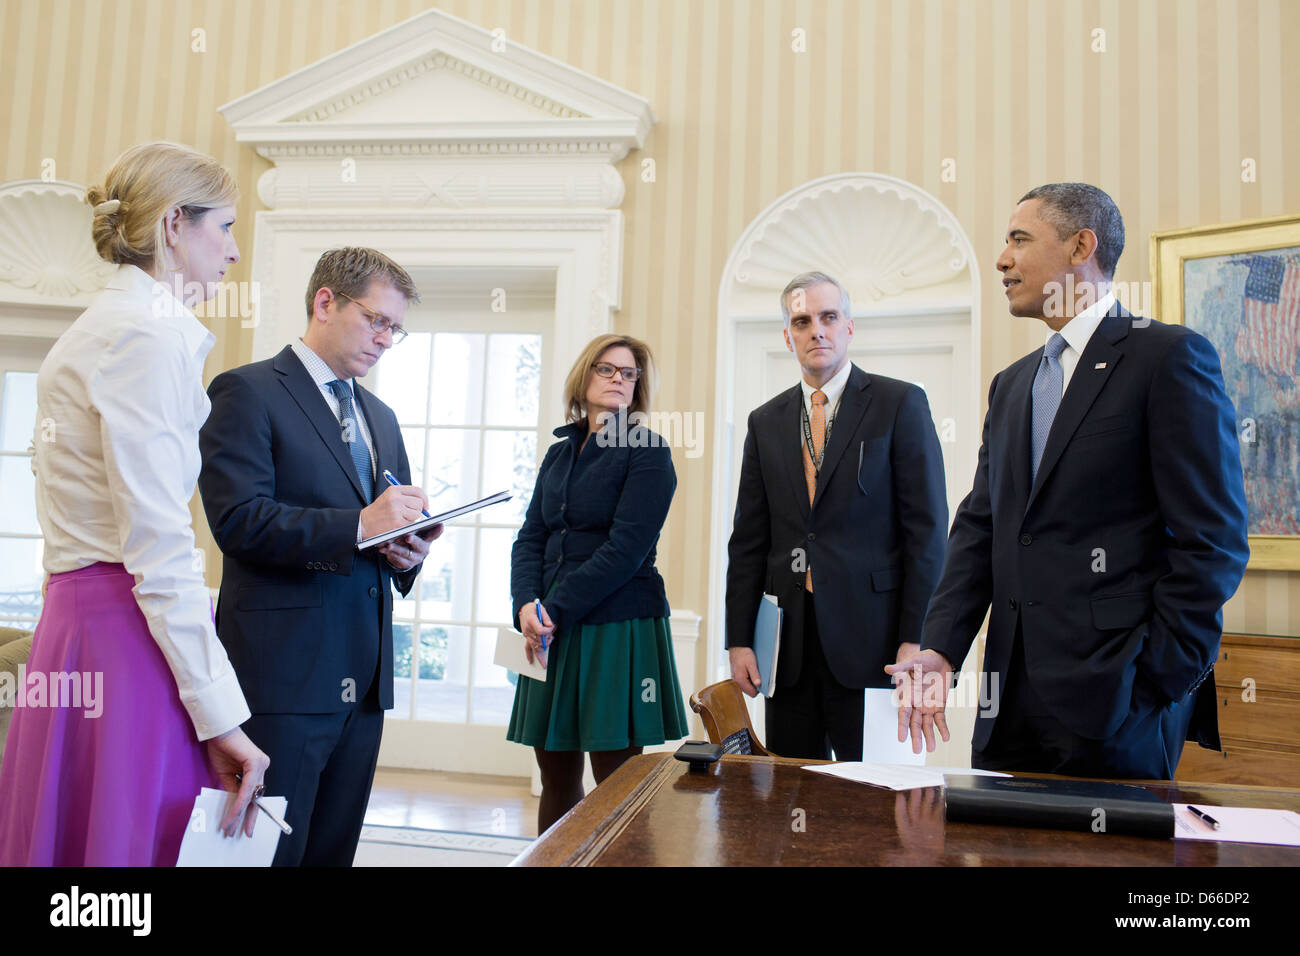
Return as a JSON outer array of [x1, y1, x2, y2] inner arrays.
[[244, 695, 384, 867], [973, 621, 1194, 780], [764, 598, 865, 761]]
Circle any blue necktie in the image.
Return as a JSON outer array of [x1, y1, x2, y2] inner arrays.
[[1030, 333, 1068, 483], [326, 379, 374, 502]]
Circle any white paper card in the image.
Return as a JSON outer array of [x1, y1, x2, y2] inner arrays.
[[175, 788, 287, 867], [862, 687, 926, 765], [495, 627, 548, 682]]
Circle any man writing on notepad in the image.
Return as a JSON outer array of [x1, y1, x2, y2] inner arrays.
[[198, 247, 440, 865]]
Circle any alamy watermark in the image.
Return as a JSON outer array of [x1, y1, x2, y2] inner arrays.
[[0, 666, 103, 718], [152, 278, 260, 328], [594, 409, 705, 459]]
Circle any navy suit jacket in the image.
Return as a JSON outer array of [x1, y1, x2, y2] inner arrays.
[[198, 346, 419, 714], [725, 364, 949, 689], [920, 304, 1249, 752]]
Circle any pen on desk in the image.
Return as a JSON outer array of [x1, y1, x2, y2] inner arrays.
[[254, 797, 293, 835], [382, 469, 431, 517], [535, 598, 547, 651], [1187, 805, 1221, 830]]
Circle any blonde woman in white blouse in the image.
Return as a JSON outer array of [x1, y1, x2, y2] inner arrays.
[[0, 142, 269, 865]]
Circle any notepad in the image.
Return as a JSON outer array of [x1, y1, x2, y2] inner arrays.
[[357, 490, 512, 550], [494, 627, 548, 682], [175, 788, 287, 867]]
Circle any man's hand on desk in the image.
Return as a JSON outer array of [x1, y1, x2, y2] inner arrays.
[[379, 524, 442, 571], [884, 648, 953, 754], [729, 646, 762, 697], [360, 484, 430, 540]]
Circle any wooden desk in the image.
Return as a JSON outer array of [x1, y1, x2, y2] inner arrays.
[[512, 753, 1300, 866]]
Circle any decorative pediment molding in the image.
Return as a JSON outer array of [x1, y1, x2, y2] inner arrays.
[[287, 50, 588, 124], [728, 173, 970, 306], [0, 180, 114, 322], [220, 9, 653, 210]]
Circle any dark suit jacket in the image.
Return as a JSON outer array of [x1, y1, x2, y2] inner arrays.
[[510, 416, 675, 636], [725, 363, 949, 689], [197, 346, 419, 714], [920, 304, 1249, 752]]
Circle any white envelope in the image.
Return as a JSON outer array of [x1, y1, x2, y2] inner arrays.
[[495, 627, 548, 682], [175, 788, 287, 867]]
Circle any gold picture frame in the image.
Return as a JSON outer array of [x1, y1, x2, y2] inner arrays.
[[1151, 213, 1300, 571]]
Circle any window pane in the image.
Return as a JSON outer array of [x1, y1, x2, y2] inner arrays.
[[424, 429, 480, 514], [398, 427, 426, 490], [0, 455, 38, 533], [373, 332, 431, 425], [470, 626, 515, 725], [0, 537, 43, 622], [476, 527, 517, 623], [391, 620, 414, 720], [0, 372, 37, 453], [482, 430, 537, 523], [414, 624, 469, 722], [484, 335, 541, 427], [418, 525, 475, 621], [430, 333, 485, 426]]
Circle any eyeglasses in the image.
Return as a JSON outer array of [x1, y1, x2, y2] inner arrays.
[[591, 362, 642, 382], [336, 291, 408, 345]]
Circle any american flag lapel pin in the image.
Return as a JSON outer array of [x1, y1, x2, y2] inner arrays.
[[1094, 362, 1107, 369]]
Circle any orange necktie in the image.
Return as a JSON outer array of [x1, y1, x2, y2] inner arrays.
[[802, 389, 827, 591]]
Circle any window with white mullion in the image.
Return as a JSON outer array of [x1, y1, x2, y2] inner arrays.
[[0, 369, 43, 630], [375, 326, 544, 726]]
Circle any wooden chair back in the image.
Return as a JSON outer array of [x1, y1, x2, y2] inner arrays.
[[689, 679, 773, 756]]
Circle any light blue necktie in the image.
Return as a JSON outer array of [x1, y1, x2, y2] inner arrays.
[[1030, 333, 1068, 483], [326, 379, 374, 502]]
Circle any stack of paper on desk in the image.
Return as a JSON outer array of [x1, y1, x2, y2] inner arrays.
[[1173, 804, 1300, 846], [802, 762, 1009, 791]]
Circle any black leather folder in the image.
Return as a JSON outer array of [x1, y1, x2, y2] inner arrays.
[[944, 775, 1175, 838]]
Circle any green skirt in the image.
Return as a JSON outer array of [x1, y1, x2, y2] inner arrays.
[[506, 617, 690, 752]]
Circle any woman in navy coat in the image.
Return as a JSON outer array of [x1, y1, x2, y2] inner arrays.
[[508, 334, 689, 831]]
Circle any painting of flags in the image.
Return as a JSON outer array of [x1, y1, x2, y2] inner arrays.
[[1184, 244, 1300, 540], [1235, 254, 1300, 378]]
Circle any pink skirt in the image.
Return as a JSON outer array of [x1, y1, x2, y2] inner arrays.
[[0, 562, 218, 866]]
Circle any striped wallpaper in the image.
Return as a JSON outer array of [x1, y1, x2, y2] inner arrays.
[[2, 0, 1297, 639]]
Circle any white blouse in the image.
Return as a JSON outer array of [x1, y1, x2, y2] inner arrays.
[[33, 264, 250, 741]]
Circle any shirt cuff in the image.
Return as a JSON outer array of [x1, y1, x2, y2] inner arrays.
[[357, 515, 365, 545], [180, 667, 253, 741]]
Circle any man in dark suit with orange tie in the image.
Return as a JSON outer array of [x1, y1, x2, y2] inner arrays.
[[889, 184, 1249, 779], [725, 271, 949, 760]]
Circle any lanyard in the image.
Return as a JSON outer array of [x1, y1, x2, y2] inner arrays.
[[801, 398, 834, 473]]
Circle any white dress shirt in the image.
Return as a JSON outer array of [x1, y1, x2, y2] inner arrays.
[[288, 338, 376, 467], [798, 358, 853, 426], [1050, 291, 1116, 396], [32, 264, 250, 740], [289, 338, 375, 543]]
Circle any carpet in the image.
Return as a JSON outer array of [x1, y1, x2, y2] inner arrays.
[[354, 825, 535, 867]]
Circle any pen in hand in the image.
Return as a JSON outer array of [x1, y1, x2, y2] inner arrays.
[[535, 598, 548, 651], [382, 468, 431, 518]]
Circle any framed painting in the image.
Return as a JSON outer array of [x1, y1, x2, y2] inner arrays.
[[1151, 214, 1300, 571]]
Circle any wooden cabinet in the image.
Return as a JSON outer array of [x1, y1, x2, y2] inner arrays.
[[1176, 633, 1300, 788]]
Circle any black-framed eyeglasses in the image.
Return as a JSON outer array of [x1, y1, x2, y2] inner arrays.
[[336, 291, 408, 345], [591, 362, 642, 382]]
